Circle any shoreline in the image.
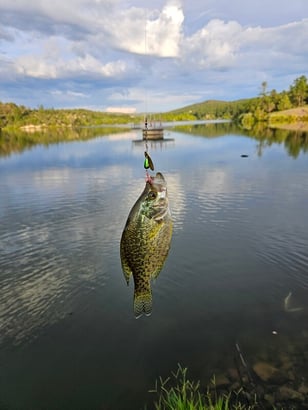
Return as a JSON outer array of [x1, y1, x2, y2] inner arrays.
[[268, 105, 308, 131], [269, 121, 308, 132]]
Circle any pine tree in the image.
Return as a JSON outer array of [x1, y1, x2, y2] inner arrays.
[[289, 75, 308, 106]]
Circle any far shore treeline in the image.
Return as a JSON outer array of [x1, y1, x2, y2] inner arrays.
[[0, 75, 308, 130]]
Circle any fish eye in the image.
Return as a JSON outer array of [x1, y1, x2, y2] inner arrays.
[[148, 191, 157, 200]]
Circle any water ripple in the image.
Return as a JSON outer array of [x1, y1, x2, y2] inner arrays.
[[255, 229, 308, 290], [0, 185, 117, 346]]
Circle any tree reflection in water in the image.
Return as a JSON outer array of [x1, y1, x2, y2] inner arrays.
[[171, 121, 308, 158], [0, 127, 127, 157], [1, 122, 308, 158]]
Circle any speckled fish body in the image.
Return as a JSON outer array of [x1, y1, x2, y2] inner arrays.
[[120, 172, 173, 318]]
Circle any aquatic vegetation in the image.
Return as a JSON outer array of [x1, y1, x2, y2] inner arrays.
[[148, 364, 257, 410]]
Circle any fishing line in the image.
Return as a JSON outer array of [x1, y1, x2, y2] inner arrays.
[[143, 8, 155, 182]]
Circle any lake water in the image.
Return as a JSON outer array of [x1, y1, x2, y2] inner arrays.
[[0, 123, 307, 409]]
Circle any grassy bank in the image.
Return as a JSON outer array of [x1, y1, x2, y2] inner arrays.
[[269, 106, 308, 130], [147, 365, 257, 410], [146, 359, 308, 410]]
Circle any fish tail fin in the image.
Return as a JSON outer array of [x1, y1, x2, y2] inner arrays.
[[134, 292, 152, 319]]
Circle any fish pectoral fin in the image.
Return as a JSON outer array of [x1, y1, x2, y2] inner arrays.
[[134, 292, 152, 319]]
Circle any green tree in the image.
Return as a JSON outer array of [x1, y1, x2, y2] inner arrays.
[[289, 75, 308, 106], [258, 82, 275, 114], [254, 106, 267, 121], [260, 81, 268, 97], [262, 94, 276, 113], [277, 92, 292, 111]]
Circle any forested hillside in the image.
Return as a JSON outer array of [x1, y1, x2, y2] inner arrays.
[[165, 75, 308, 125], [1, 75, 307, 129], [0, 104, 139, 129]]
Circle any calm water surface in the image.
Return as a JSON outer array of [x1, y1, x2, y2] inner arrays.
[[0, 123, 307, 409]]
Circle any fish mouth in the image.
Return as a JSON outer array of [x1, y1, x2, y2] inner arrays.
[[152, 173, 166, 188], [155, 172, 165, 182]]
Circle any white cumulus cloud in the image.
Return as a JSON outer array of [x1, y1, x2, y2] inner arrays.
[[106, 1, 184, 57], [0, 0, 308, 110], [182, 19, 242, 69]]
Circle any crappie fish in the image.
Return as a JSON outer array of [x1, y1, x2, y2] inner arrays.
[[120, 172, 173, 318]]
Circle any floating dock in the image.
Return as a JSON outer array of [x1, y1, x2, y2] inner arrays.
[[142, 127, 164, 140]]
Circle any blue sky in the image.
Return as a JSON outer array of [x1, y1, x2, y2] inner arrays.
[[0, 0, 308, 112]]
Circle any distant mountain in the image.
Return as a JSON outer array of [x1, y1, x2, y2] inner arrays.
[[168, 99, 229, 113], [166, 98, 254, 120]]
